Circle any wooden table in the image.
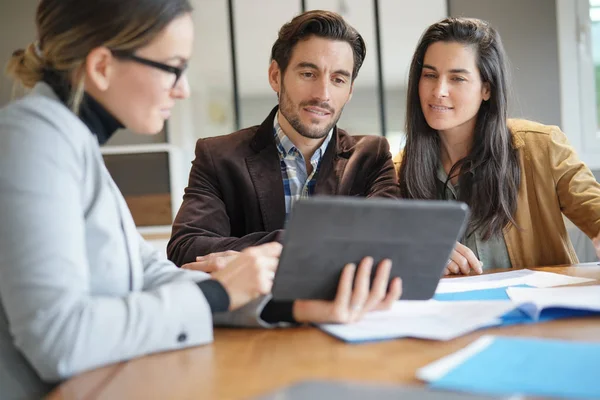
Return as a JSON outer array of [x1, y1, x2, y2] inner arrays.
[[48, 266, 600, 400]]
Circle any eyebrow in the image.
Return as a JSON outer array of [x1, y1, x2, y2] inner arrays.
[[295, 62, 352, 78], [422, 64, 471, 74]]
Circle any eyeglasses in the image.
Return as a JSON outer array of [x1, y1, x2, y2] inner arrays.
[[112, 51, 188, 88]]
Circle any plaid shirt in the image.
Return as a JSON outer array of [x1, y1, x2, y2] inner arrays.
[[273, 113, 333, 220]]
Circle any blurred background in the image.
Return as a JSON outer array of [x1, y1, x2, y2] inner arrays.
[[1, 0, 599, 260]]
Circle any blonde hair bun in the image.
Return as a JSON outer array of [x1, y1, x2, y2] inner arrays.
[[5, 43, 45, 89]]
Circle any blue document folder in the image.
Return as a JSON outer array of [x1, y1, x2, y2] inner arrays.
[[434, 285, 597, 326], [428, 336, 600, 399], [433, 285, 531, 301]]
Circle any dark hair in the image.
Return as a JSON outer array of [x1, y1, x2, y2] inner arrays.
[[399, 17, 520, 240], [271, 10, 366, 81], [6, 0, 193, 111]]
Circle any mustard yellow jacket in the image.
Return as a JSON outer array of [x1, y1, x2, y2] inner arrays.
[[393, 119, 600, 268]]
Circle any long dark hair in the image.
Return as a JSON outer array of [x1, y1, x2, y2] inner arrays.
[[399, 17, 520, 240]]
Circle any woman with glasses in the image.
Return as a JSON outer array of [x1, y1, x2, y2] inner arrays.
[[0, 1, 279, 398], [395, 17, 600, 274], [0, 1, 401, 398]]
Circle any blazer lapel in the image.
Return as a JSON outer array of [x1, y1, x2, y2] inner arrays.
[[246, 107, 286, 231]]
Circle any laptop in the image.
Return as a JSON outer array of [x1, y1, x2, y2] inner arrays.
[[254, 380, 507, 400], [271, 196, 469, 301]]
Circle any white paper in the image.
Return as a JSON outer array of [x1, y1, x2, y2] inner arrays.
[[318, 301, 515, 342], [435, 269, 595, 294], [506, 285, 600, 319], [416, 335, 495, 382]]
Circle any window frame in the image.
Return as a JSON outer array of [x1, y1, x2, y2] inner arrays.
[[557, 0, 600, 169]]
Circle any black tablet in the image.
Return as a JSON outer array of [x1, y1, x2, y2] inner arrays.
[[271, 197, 469, 301]]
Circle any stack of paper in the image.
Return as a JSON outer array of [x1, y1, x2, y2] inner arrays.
[[318, 301, 515, 343], [319, 271, 598, 344], [506, 285, 600, 319], [435, 269, 595, 294], [435, 280, 600, 326], [418, 335, 600, 399]]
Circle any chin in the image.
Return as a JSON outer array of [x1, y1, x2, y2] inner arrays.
[[135, 121, 165, 135], [424, 118, 454, 132]]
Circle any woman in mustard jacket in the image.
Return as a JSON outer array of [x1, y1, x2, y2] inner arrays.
[[395, 17, 600, 273]]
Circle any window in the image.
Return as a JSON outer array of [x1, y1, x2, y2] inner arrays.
[[590, 0, 600, 135], [557, 0, 600, 167]]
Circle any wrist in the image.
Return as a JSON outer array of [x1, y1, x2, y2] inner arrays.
[[292, 300, 312, 323], [196, 279, 230, 313], [211, 277, 235, 311]]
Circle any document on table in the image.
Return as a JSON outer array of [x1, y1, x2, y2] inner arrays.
[[435, 269, 595, 294], [417, 335, 600, 399], [317, 301, 515, 343], [506, 285, 600, 319]]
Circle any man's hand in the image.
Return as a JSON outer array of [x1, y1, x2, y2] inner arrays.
[[182, 250, 240, 273]]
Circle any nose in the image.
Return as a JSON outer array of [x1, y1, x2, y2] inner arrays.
[[172, 73, 190, 99], [433, 77, 449, 98], [312, 76, 331, 102]]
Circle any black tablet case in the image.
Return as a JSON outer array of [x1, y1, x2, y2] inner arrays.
[[272, 197, 469, 301]]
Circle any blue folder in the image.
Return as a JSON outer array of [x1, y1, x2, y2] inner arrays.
[[428, 336, 600, 399], [433, 285, 597, 326], [433, 285, 531, 302]]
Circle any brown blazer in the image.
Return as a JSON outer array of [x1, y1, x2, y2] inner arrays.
[[168, 107, 400, 266], [393, 119, 600, 268]]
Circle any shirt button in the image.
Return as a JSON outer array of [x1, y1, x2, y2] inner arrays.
[[177, 333, 187, 343]]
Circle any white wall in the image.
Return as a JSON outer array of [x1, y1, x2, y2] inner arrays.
[[449, 0, 562, 126], [0, 0, 37, 107]]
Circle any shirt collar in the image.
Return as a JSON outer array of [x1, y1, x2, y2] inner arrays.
[[273, 112, 333, 163], [42, 69, 124, 145], [437, 162, 460, 199]]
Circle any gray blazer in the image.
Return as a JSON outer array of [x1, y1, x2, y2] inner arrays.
[[0, 83, 274, 399]]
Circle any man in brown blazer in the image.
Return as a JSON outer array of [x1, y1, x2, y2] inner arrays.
[[168, 10, 400, 268]]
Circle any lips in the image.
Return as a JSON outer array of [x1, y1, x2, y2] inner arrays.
[[304, 106, 331, 116], [429, 104, 453, 111]]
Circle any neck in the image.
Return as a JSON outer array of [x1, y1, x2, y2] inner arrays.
[[438, 119, 476, 171], [79, 94, 124, 145], [277, 112, 327, 162], [43, 69, 123, 144]]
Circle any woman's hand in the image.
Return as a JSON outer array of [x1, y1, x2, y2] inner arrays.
[[444, 242, 483, 275], [292, 257, 402, 324], [211, 243, 281, 310]]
